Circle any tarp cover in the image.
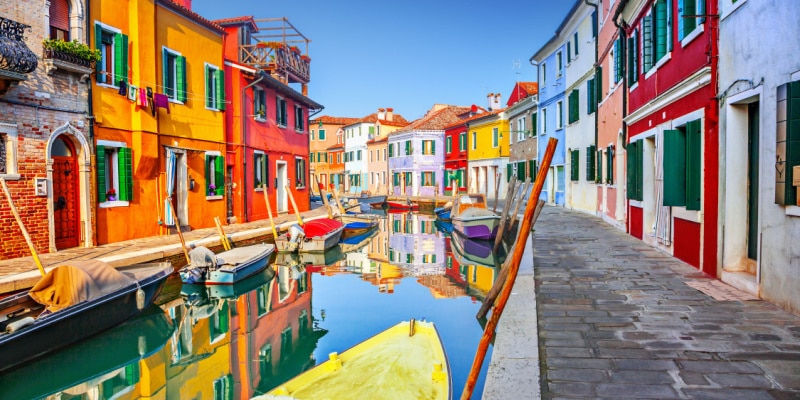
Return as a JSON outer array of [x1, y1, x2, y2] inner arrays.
[[29, 260, 136, 312]]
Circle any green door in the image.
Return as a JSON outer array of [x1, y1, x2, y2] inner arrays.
[[747, 102, 759, 260]]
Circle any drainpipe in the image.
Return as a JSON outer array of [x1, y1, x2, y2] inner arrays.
[[241, 72, 264, 222], [584, 0, 599, 154], [85, 0, 97, 246], [528, 58, 540, 176], [613, 0, 631, 148]]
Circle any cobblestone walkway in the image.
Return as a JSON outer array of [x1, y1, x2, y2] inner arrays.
[[534, 207, 800, 400]]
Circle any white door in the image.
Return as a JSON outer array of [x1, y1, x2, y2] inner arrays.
[[276, 161, 288, 213], [547, 167, 555, 204]]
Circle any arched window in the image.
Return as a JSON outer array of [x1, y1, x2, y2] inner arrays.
[[49, 0, 70, 41]]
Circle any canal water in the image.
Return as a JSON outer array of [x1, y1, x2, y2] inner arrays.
[[0, 210, 512, 400]]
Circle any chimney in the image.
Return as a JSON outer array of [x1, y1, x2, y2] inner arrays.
[[494, 93, 502, 111], [172, 0, 192, 8], [487, 93, 494, 111], [386, 107, 394, 121], [377, 108, 386, 120]]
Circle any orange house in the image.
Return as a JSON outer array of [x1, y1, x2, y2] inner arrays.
[[216, 17, 322, 222]]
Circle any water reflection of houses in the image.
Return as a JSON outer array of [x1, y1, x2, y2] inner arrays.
[[448, 232, 502, 301], [387, 212, 446, 276]]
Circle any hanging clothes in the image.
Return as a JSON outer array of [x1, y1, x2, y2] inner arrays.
[[146, 87, 155, 117], [127, 84, 138, 102], [153, 93, 170, 114], [138, 87, 147, 107], [164, 148, 176, 227], [117, 80, 128, 96]]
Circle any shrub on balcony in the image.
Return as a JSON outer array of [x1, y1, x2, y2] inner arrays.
[[42, 39, 101, 64]]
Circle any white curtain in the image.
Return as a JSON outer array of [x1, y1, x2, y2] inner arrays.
[[164, 148, 176, 226], [653, 132, 672, 245]]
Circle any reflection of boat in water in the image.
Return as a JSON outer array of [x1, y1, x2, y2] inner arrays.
[[181, 266, 276, 301], [0, 305, 174, 399], [341, 220, 379, 240], [339, 227, 380, 253], [0, 261, 172, 373], [260, 319, 450, 400], [277, 245, 345, 269], [449, 229, 506, 267]]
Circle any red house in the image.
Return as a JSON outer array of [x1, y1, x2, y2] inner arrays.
[[443, 121, 468, 195], [618, 0, 718, 275], [216, 17, 323, 223]]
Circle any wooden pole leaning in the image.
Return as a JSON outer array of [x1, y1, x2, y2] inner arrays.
[[286, 185, 304, 226], [0, 177, 46, 277], [461, 137, 558, 400], [213, 216, 231, 251], [314, 174, 332, 219], [330, 183, 343, 214], [167, 194, 191, 265], [493, 171, 502, 213], [262, 184, 279, 241]]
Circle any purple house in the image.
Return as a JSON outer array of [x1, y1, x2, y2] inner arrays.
[[388, 105, 473, 197]]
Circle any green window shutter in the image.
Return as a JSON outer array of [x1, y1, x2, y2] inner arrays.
[[162, 50, 170, 98], [596, 149, 603, 183], [177, 56, 187, 102], [253, 154, 259, 188], [368, 126, 375, 135], [606, 145, 614, 184], [574, 32, 579, 55], [205, 66, 213, 108], [680, 0, 696, 39], [507, 163, 512, 182], [663, 129, 687, 206], [635, 143, 644, 200], [532, 112, 538, 135], [446, 137, 452, 153], [587, 79, 596, 114], [655, 0, 668, 60], [389, 143, 394, 157], [643, 15, 653, 71], [215, 156, 225, 195], [627, 141, 638, 199], [118, 147, 133, 201], [124, 363, 140, 386], [405, 141, 411, 155], [595, 66, 603, 104], [570, 150, 579, 181], [406, 172, 412, 185], [613, 39, 621, 83], [778, 81, 800, 205], [319, 130, 326, 140], [686, 120, 702, 210], [96, 145, 106, 201], [114, 33, 128, 85], [204, 155, 212, 195], [432, 172, 436, 185], [567, 41, 572, 63], [517, 161, 525, 180], [586, 145, 596, 181], [432, 141, 436, 155], [215, 69, 225, 110], [627, 35, 636, 83], [529, 160, 535, 181]]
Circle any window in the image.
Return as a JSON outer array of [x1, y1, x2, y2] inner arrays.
[[295, 157, 306, 188], [556, 101, 563, 129], [492, 128, 499, 148], [627, 141, 644, 201], [568, 90, 580, 124], [349, 174, 361, 187], [97, 141, 133, 203], [586, 145, 596, 181], [472, 132, 477, 150], [254, 151, 268, 189], [258, 344, 272, 380], [209, 301, 229, 341], [389, 143, 394, 157], [541, 62, 547, 86], [95, 23, 128, 87], [205, 153, 225, 196], [421, 171, 436, 186], [517, 116, 527, 141], [567, 41, 572, 64], [319, 129, 326, 140], [0, 126, 19, 177], [162, 48, 186, 101], [541, 109, 548, 134], [205, 63, 225, 110], [556, 166, 565, 192], [574, 31, 579, 57], [531, 112, 538, 136], [606, 145, 614, 184], [627, 29, 640, 84], [459, 133, 467, 151], [422, 140, 435, 155], [295, 105, 304, 131], [517, 161, 526, 181], [254, 87, 266, 121], [663, 120, 701, 210], [570, 149, 580, 181], [212, 375, 233, 400], [405, 140, 413, 156], [556, 51, 563, 77], [777, 80, 800, 205], [587, 78, 597, 114], [276, 97, 287, 126], [597, 148, 603, 184], [50, 0, 70, 40], [446, 136, 452, 153], [643, 0, 670, 73], [678, 0, 704, 41], [357, 150, 362, 161], [613, 37, 622, 83], [405, 172, 413, 186], [280, 327, 292, 359]]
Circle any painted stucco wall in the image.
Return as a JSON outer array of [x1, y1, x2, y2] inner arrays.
[[535, 44, 567, 205], [388, 131, 445, 197]]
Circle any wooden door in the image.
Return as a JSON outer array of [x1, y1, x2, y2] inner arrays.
[[52, 138, 79, 249]]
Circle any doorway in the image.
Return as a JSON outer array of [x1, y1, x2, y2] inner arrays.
[[51, 136, 79, 249], [276, 161, 288, 213], [746, 102, 760, 272]]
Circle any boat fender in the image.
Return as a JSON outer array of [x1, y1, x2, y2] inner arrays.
[[6, 317, 35, 333], [139, 335, 147, 356], [136, 282, 145, 310], [326, 352, 342, 371]]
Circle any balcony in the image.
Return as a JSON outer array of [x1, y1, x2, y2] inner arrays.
[[239, 18, 311, 92], [43, 47, 95, 79], [0, 16, 38, 93]]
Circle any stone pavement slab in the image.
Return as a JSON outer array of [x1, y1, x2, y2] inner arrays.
[[533, 206, 800, 399]]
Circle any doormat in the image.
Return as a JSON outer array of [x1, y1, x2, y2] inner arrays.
[[685, 280, 760, 301]]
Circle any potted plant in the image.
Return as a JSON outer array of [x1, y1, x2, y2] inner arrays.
[[106, 188, 116, 201], [42, 39, 101, 67], [208, 183, 216, 195]]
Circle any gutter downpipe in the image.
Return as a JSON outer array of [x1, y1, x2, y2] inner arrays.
[[584, 0, 599, 154], [85, 0, 97, 246], [241, 72, 265, 223], [528, 58, 540, 176], [613, 0, 631, 149]]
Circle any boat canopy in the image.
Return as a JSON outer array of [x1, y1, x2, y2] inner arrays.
[[29, 260, 136, 312]]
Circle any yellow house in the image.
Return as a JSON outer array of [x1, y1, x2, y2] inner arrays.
[[92, 0, 227, 244], [465, 110, 510, 198]]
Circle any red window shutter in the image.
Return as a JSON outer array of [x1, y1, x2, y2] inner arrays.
[[50, 0, 70, 31]]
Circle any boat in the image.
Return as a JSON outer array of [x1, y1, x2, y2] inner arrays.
[[387, 199, 419, 211], [450, 193, 501, 240], [434, 201, 453, 221], [259, 319, 450, 400], [338, 212, 382, 225], [179, 243, 275, 285], [339, 227, 380, 253], [0, 305, 174, 399], [341, 219, 379, 240], [434, 219, 453, 234], [181, 264, 276, 300], [343, 193, 387, 208], [0, 260, 172, 373], [450, 227, 507, 267], [275, 218, 344, 253]]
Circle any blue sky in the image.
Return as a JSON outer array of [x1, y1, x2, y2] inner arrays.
[[193, 0, 576, 121]]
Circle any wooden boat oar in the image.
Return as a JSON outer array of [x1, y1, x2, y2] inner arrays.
[[461, 137, 558, 400], [213, 216, 231, 251], [0, 177, 46, 277], [262, 184, 279, 241], [166, 194, 191, 265], [285, 185, 304, 226]]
